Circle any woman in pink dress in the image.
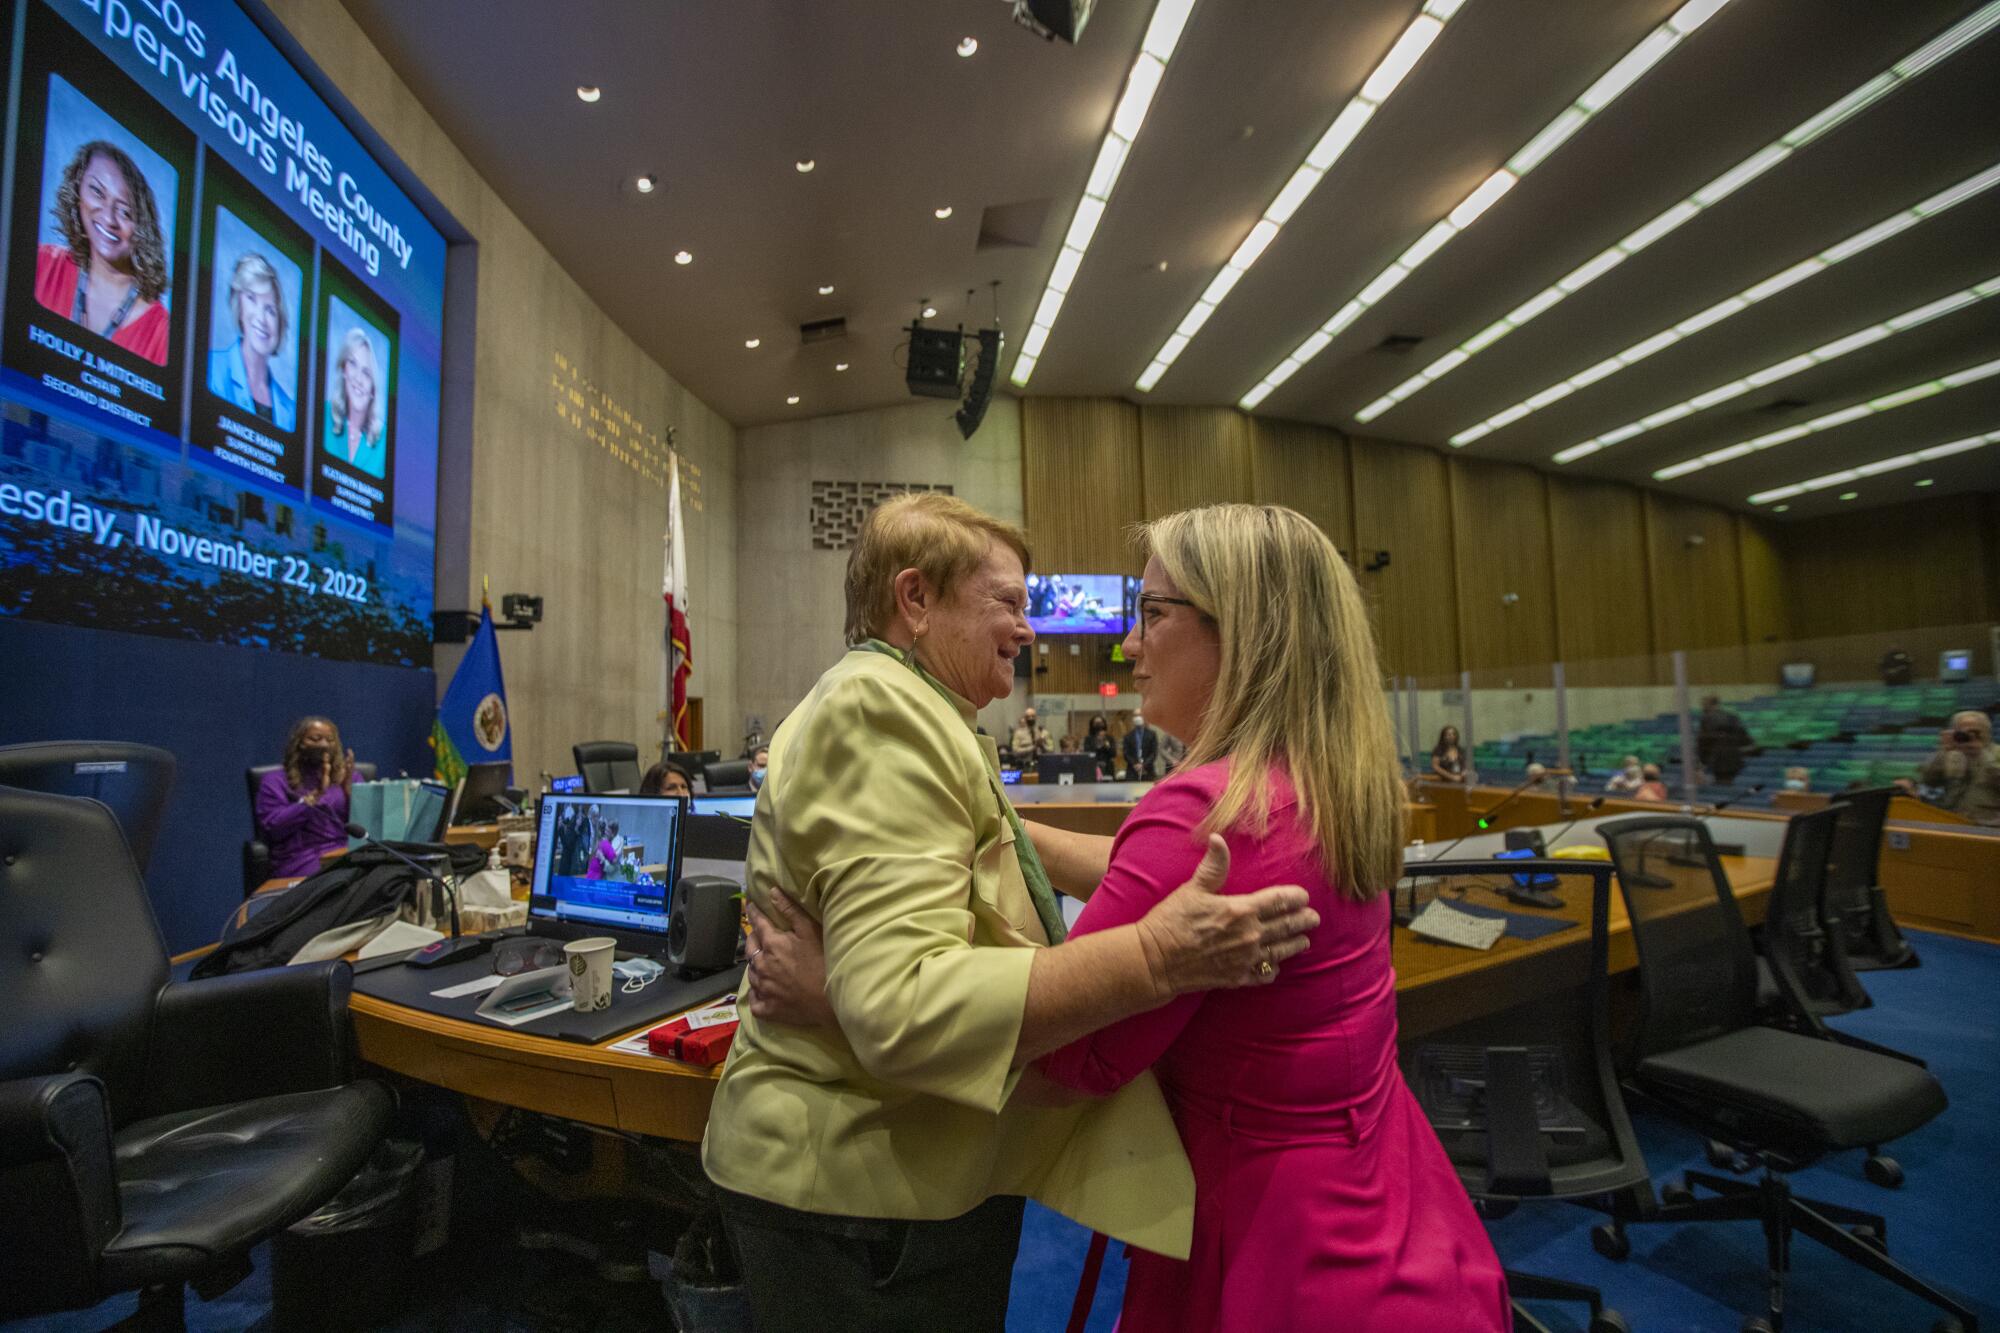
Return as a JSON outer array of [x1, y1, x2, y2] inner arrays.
[[1030, 504, 1508, 1331]]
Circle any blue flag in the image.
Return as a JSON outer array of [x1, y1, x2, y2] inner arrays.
[[432, 601, 510, 785]]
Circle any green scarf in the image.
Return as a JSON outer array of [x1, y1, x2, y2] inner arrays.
[[855, 640, 1067, 944]]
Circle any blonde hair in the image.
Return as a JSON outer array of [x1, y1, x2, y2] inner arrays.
[[330, 327, 386, 444], [228, 252, 288, 342], [1142, 504, 1404, 900], [844, 492, 1031, 645]]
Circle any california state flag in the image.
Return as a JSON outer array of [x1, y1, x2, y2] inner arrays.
[[664, 458, 693, 749]]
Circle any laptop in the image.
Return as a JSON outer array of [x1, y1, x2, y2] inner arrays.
[[527, 793, 686, 959]]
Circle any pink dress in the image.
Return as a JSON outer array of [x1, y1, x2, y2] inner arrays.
[[1040, 761, 1509, 1333]]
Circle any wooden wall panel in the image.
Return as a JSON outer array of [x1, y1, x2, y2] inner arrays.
[[1250, 418, 1352, 554], [1736, 515, 1792, 683], [1644, 490, 1747, 685], [1020, 398, 1145, 574], [1777, 493, 1993, 641], [1350, 438, 1460, 680], [1448, 458, 1557, 674], [1139, 405, 1254, 519], [1546, 475, 1653, 685]]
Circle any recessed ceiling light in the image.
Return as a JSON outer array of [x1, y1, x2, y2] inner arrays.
[[834, 362, 850, 372], [1749, 426, 2000, 506], [576, 85, 601, 103], [795, 159, 815, 174], [787, 395, 801, 405], [934, 206, 953, 219], [744, 338, 761, 349], [1915, 477, 1935, 487], [673, 250, 692, 265], [1840, 491, 1859, 500], [818, 284, 835, 295], [923, 306, 938, 319], [957, 36, 979, 57], [634, 174, 658, 194]]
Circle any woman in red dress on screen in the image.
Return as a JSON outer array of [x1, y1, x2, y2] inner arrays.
[[34, 140, 170, 366], [1031, 504, 1508, 1332]]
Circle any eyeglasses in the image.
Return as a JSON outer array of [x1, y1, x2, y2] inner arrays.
[[493, 938, 563, 976], [1135, 593, 1201, 640]]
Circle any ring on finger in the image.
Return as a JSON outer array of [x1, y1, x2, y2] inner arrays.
[[1256, 956, 1275, 980]]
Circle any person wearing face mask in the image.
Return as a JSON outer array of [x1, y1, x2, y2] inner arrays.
[[1606, 754, 1646, 794], [325, 327, 388, 478], [254, 716, 356, 878], [748, 745, 771, 790], [1123, 710, 1160, 781], [207, 252, 295, 429], [1900, 711, 2000, 825], [701, 494, 1320, 1332], [1008, 706, 1052, 764], [34, 140, 171, 365]]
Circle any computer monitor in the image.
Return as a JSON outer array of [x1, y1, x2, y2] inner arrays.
[[1939, 649, 1972, 682], [529, 793, 685, 946], [456, 761, 514, 823], [408, 779, 453, 842], [690, 794, 758, 818], [1037, 754, 1101, 785]]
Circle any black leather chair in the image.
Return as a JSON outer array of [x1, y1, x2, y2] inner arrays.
[[0, 741, 176, 874], [1, 785, 394, 1327], [1823, 787, 1919, 971], [702, 758, 754, 793], [244, 760, 378, 897], [1592, 815, 1971, 1333], [1757, 805, 1871, 1021], [572, 740, 642, 794], [1403, 859, 1638, 1333]]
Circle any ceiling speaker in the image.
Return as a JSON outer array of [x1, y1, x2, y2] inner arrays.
[[956, 329, 1002, 440], [906, 324, 965, 399]]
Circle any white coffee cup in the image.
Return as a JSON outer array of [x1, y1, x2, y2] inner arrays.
[[564, 936, 617, 1013]]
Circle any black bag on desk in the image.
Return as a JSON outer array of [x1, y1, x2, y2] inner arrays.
[[192, 841, 487, 977]]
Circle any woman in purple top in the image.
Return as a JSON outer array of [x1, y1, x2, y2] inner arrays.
[[584, 820, 621, 880], [254, 716, 355, 878]]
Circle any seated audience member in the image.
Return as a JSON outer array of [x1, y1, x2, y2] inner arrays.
[[255, 716, 356, 878], [1123, 711, 1161, 780], [749, 745, 771, 790], [1783, 766, 1811, 792], [1086, 715, 1118, 774], [1009, 706, 1052, 763], [1522, 761, 1550, 789], [1635, 763, 1669, 802], [1879, 646, 1913, 686], [640, 761, 694, 798], [1899, 711, 2000, 826], [1606, 754, 1645, 793], [1430, 725, 1466, 783], [1697, 695, 1753, 785], [1058, 734, 1080, 754]]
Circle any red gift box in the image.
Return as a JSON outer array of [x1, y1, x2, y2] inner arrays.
[[647, 1013, 738, 1066]]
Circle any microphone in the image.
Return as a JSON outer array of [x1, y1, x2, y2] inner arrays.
[[1542, 795, 1608, 853], [1706, 782, 1766, 814], [345, 822, 492, 968]]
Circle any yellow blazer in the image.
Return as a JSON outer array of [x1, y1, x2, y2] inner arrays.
[[701, 650, 1194, 1258]]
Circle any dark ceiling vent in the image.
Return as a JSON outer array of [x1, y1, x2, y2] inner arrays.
[[801, 316, 847, 345], [977, 198, 1051, 251], [1375, 333, 1424, 354], [1759, 397, 1810, 413]]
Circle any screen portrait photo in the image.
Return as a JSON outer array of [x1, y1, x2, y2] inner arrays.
[[204, 208, 302, 431], [321, 299, 392, 481], [31, 74, 179, 367]]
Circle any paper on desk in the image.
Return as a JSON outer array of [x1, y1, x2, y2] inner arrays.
[[1410, 899, 1507, 951], [685, 999, 738, 1031], [608, 1032, 657, 1056], [431, 973, 505, 999], [360, 919, 442, 959], [479, 995, 573, 1027]]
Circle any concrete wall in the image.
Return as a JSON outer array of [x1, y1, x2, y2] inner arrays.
[[736, 399, 1022, 744], [261, 0, 738, 783]]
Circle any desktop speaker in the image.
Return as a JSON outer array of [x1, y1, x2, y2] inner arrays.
[[671, 875, 743, 973]]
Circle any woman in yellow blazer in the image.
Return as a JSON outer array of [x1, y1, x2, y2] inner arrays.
[[701, 493, 1318, 1331]]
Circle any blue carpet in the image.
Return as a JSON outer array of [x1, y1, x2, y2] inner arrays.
[[1007, 928, 2000, 1332], [9, 931, 1994, 1332]]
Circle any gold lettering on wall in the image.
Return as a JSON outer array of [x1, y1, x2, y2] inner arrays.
[[549, 352, 701, 509]]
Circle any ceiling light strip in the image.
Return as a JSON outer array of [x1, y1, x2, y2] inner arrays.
[[1010, 0, 1200, 387], [1639, 355, 2000, 488], [1450, 159, 2000, 448], [1749, 427, 2000, 505], [1553, 274, 2000, 471], [1237, 0, 1735, 412], [1354, 1, 2000, 424], [1131, 0, 1468, 393]]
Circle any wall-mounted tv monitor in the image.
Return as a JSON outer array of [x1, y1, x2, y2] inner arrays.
[[1026, 572, 1126, 634]]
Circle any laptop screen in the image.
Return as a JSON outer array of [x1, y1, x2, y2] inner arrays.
[[530, 794, 685, 935]]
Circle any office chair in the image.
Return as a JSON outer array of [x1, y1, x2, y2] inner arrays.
[[702, 758, 754, 793], [244, 759, 380, 898], [572, 740, 642, 794], [1403, 859, 1638, 1333], [1822, 787, 1918, 971], [1592, 815, 1971, 1333], [1757, 805, 1872, 1021], [0, 740, 176, 874], [0, 786, 393, 1329]]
